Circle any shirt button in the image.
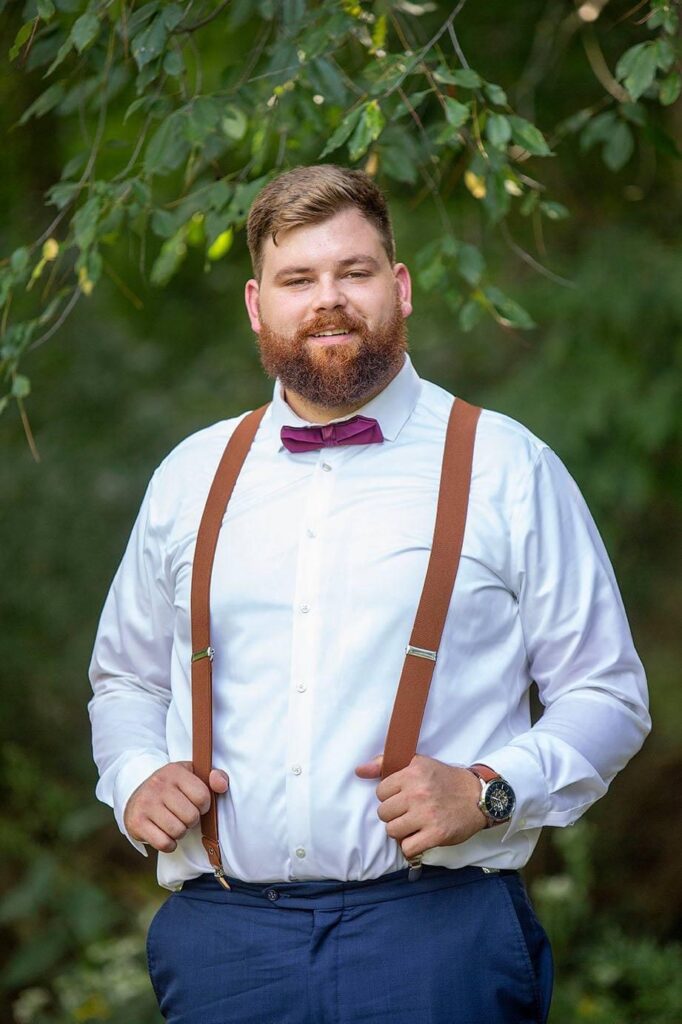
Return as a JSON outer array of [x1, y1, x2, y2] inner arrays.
[[299, 603, 310, 614], [296, 682, 307, 693], [291, 764, 302, 776], [321, 462, 332, 472], [306, 527, 316, 538], [295, 847, 306, 859]]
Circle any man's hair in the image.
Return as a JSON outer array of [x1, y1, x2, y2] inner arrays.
[[246, 164, 396, 279]]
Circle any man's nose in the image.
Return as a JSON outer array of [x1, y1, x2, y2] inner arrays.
[[312, 276, 347, 311]]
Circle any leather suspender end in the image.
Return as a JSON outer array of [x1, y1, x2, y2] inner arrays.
[[405, 644, 437, 662], [192, 646, 215, 662]]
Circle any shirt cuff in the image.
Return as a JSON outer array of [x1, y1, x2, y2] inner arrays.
[[112, 752, 170, 857], [476, 744, 551, 841]]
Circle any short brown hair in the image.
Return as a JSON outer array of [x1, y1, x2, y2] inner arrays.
[[246, 164, 396, 279]]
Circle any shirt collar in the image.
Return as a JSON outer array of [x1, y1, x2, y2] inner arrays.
[[266, 354, 422, 452]]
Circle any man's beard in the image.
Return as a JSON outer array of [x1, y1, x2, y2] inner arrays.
[[257, 296, 408, 410]]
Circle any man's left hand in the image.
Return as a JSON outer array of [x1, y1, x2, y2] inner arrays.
[[354, 754, 487, 860]]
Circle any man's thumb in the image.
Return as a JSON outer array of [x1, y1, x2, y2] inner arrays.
[[354, 754, 384, 779], [209, 768, 229, 793]]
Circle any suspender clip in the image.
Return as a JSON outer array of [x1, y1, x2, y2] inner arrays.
[[192, 646, 215, 663], [405, 645, 437, 662]]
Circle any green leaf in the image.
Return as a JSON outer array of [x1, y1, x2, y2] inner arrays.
[[131, 14, 168, 70], [619, 102, 646, 127], [509, 115, 553, 156], [37, 0, 55, 19], [18, 82, 64, 125], [580, 111, 617, 152], [347, 101, 386, 161], [660, 73, 681, 107], [9, 21, 34, 61], [486, 112, 511, 150], [10, 247, 30, 274], [163, 49, 184, 76], [655, 37, 676, 73], [443, 97, 470, 130], [319, 106, 363, 158], [457, 244, 485, 286], [459, 298, 484, 332], [603, 121, 634, 172], [46, 181, 80, 209], [483, 285, 536, 329], [11, 374, 31, 399], [161, 3, 185, 30], [539, 200, 569, 221], [184, 96, 222, 145], [616, 42, 658, 101], [222, 105, 248, 141], [144, 112, 190, 174], [71, 12, 100, 53], [150, 230, 188, 286], [483, 81, 508, 106], [45, 36, 73, 76], [434, 67, 481, 89], [73, 196, 102, 249]]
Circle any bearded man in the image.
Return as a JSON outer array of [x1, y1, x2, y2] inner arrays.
[[89, 164, 650, 1024]]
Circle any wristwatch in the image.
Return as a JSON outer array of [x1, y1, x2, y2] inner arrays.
[[468, 763, 516, 827]]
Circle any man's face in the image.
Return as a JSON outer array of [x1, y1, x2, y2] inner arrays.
[[244, 207, 412, 410]]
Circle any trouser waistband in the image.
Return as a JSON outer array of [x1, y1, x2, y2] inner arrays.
[[178, 864, 516, 910]]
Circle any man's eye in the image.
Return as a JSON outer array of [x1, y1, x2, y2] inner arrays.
[[284, 278, 310, 286], [346, 271, 369, 278]]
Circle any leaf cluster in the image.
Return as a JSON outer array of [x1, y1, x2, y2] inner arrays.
[[1, 0, 680, 429]]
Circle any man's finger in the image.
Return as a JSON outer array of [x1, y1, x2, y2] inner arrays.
[[376, 792, 409, 823], [354, 754, 384, 779], [209, 768, 229, 794]]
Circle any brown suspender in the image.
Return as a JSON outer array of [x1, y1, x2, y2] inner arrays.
[[190, 398, 481, 888]]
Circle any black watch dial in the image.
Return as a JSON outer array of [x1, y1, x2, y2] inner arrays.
[[484, 779, 516, 821]]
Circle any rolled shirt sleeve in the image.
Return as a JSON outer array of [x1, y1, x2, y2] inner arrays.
[[481, 447, 651, 838], [88, 471, 173, 854]]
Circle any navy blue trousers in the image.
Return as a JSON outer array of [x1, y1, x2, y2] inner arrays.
[[147, 865, 553, 1024]]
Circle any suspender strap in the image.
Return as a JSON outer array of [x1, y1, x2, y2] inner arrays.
[[190, 404, 269, 887], [381, 398, 481, 779], [189, 396, 480, 885]]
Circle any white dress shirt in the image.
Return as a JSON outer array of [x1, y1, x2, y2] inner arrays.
[[88, 355, 650, 890]]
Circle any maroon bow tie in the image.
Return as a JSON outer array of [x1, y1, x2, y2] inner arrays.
[[281, 415, 384, 453]]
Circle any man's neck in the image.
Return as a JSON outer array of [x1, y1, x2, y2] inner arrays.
[[283, 363, 402, 424]]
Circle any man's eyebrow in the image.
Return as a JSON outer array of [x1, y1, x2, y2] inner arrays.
[[272, 255, 381, 282]]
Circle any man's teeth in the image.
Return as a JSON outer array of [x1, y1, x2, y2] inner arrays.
[[313, 330, 348, 337]]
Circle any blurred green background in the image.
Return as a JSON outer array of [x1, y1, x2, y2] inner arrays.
[[1, 2, 681, 1022]]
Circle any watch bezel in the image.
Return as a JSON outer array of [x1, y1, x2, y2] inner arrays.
[[481, 778, 516, 823]]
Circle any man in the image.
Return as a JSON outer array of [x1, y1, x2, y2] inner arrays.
[[89, 164, 650, 1024]]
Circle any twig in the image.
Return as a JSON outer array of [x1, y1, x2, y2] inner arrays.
[[17, 396, 41, 463], [581, 26, 629, 102], [384, 0, 470, 100], [28, 288, 81, 352], [172, 0, 232, 34], [500, 222, 576, 287]]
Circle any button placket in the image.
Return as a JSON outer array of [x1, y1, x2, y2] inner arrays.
[[285, 450, 336, 877]]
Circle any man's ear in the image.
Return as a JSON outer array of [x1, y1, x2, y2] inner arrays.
[[244, 279, 261, 332], [393, 263, 413, 319]]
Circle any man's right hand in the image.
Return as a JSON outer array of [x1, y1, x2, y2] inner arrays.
[[124, 761, 229, 853]]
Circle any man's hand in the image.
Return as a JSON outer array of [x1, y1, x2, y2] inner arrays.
[[124, 761, 229, 853], [355, 754, 487, 861]]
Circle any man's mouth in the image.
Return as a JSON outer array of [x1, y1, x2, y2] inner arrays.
[[308, 328, 355, 344]]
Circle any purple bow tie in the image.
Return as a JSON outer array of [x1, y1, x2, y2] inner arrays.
[[281, 415, 384, 453]]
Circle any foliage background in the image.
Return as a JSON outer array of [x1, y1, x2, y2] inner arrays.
[[1, 1, 681, 1022]]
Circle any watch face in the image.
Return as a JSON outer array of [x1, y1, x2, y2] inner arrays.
[[484, 779, 516, 821]]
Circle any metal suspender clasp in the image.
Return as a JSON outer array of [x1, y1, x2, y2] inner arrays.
[[407, 854, 423, 882], [192, 646, 215, 663], [405, 645, 437, 662]]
